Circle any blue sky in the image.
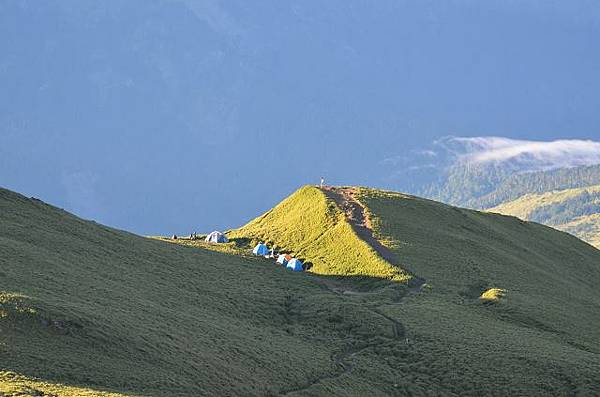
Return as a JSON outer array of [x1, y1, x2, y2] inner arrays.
[[1, 0, 599, 234]]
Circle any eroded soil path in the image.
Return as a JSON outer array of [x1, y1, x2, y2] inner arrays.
[[320, 186, 398, 264], [321, 186, 426, 289]]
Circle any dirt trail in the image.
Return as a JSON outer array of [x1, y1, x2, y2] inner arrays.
[[282, 305, 405, 396], [321, 186, 426, 289], [282, 186, 423, 396], [320, 186, 397, 264]]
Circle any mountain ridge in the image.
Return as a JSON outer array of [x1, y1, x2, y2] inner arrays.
[[420, 163, 600, 248], [489, 184, 600, 249]]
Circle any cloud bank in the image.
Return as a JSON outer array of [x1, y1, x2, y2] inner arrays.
[[444, 137, 600, 171], [381, 136, 600, 190]]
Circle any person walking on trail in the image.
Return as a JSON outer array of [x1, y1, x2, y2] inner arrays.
[[320, 177, 325, 188]]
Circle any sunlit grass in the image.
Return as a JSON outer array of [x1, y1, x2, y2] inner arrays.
[[0, 292, 36, 318], [480, 288, 507, 303], [0, 372, 130, 397]]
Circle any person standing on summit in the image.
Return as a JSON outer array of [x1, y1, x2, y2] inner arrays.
[[320, 177, 325, 188]]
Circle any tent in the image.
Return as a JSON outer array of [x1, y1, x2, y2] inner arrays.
[[253, 243, 270, 256], [286, 258, 304, 272], [276, 254, 289, 266], [205, 231, 229, 243]]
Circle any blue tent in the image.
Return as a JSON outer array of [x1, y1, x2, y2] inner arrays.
[[253, 243, 270, 256], [286, 258, 303, 272], [276, 254, 289, 266]]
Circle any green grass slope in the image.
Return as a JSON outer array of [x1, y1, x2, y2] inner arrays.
[[357, 187, 600, 394], [2, 185, 600, 396], [0, 187, 406, 396], [489, 184, 600, 248], [229, 185, 600, 394]]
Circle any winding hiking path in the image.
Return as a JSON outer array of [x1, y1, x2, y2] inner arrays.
[[282, 305, 406, 397], [282, 187, 424, 396], [320, 186, 398, 264]]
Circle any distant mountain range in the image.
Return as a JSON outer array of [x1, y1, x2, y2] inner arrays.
[[419, 162, 600, 248]]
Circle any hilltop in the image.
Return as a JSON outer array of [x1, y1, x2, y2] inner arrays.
[[1, 185, 600, 396], [228, 185, 412, 284]]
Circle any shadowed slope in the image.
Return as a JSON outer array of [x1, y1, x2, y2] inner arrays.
[[356, 187, 600, 392]]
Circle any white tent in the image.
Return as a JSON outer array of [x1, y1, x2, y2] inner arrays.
[[205, 231, 229, 243], [286, 258, 303, 272]]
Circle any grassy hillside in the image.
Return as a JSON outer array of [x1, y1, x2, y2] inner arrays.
[[0, 187, 406, 396], [2, 185, 600, 396], [490, 185, 600, 248], [230, 185, 600, 394], [356, 187, 600, 393]]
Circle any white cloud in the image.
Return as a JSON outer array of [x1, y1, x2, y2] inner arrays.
[[443, 136, 600, 171], [380, 136, 600, 187], [417, 149, 438, 157]]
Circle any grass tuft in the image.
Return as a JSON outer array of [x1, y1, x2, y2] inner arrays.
[[480, 288, 507, 303]]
